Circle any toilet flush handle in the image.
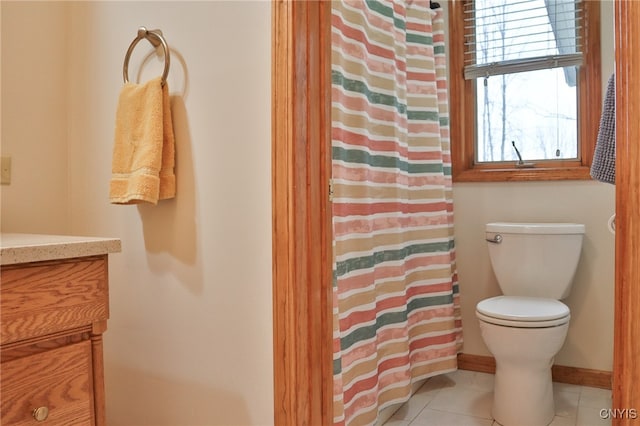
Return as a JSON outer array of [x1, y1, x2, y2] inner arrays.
[[486, 234, 503, 244]]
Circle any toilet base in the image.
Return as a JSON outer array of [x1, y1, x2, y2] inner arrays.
[[477, 315, 569, 426], [492, 361, 555, 426]]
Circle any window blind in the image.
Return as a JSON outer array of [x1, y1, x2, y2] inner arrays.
[[463, 0, 583, 84]]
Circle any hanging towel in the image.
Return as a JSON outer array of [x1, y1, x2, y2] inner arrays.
[[109, 76, 176, 204], [590, 73, 616, 185]]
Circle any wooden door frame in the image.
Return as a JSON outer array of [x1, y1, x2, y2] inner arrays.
[[272, 1, 640, 424], [271, 1, 333, 425], [613, 2, 640, 424]]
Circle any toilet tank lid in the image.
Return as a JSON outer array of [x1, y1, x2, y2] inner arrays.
[[486, 222, 585, 234]]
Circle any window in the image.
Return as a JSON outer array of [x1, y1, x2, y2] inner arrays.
[[449, 0, 601, 181]]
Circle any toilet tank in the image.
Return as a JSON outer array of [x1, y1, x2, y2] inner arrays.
[[486, 222, 585, 299]]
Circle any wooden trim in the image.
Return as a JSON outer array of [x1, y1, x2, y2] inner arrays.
[[449, 0, 475, 180], [578, 0, 601, 173], [448, 0, 601, 183], [613, 2, 640, 424], [552, 365, 611, 391], [450, 166, 591, 183], [271, 1, 333, 425], [457, 353, 612, 390], [91, 326, 106, 426], [457, 353, 496, 375]]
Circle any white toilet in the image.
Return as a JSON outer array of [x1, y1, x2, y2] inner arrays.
[[476, 222, 585, 426]]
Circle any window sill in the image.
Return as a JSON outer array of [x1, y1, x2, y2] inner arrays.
[[452, 165, 593, 182]]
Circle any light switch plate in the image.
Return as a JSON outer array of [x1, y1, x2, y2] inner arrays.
[[1, 157, 12, 185]]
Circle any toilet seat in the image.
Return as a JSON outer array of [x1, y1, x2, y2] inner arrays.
[[476, 296, 570, 328]]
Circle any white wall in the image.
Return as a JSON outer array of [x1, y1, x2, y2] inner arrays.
[[2, 2, 273, 425], [452, 1, 616, 371], [1, 2, 70, 233]]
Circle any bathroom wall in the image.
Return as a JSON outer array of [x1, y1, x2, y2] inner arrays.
[[1, 2, 273, 425], [452, 1, 616, 372], [1, 2, 70, 234]]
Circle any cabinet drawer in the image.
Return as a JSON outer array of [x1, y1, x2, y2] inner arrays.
[[1, 257, 109, 344], [1, 340, 94, 425]]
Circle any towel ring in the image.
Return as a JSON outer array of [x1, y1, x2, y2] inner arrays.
[[123, 27, 170, 86]]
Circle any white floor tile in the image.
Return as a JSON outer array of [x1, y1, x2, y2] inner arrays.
[[553, 382, 582, 394], [576, 406, 613, 426], [443, 370, 496, 392], [389, 399, 426, 422], [549, 415, 576, 426], [382, 419, 411, 426], [411, 408, 494, 426], [472, 372, 495, 391], [420, 373, 457, 391], [382, 371, 612, 426], [390, 378, 442, 421], [427, 386, 493, 419], [492, 414, 575, 426], [579, 386, 612, 409], [444, 369, 477, 387], [554, 390, 580, 418]]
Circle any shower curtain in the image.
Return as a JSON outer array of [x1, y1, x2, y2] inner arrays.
[[331, 1, 463, 425]]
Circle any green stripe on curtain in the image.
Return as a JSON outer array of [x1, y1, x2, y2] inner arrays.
[[332, 71, 408, 114], [407, 33, 433, 45], [335, 241, 455, 277], [332, 147, 444, 174], [364, 0, 406, 30]]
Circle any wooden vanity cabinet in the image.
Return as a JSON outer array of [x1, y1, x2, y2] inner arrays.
[[1, 255, 110, 426]]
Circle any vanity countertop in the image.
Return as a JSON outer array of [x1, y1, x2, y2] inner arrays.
[[0, 233, 121, 265]]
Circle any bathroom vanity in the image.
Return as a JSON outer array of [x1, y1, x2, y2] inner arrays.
[[0, 234, 121, 426]]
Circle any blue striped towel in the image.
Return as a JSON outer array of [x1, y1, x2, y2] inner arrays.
[[590, 74, 616, 185]]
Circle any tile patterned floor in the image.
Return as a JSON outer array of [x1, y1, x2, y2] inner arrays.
[[382, 370, 612, 426]]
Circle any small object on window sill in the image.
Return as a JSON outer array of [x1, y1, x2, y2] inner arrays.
[[511, 141, 535, 168], [511, 140, 535, 168], [515, 162, 535, 168]]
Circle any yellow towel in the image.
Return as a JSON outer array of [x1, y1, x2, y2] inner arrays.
[[110, 76, 176, 204]]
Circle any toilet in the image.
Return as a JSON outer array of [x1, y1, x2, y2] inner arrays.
[[476, 222, 585, 426]]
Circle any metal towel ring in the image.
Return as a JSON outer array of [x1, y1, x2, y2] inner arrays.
[[122, 27, 170, 86]]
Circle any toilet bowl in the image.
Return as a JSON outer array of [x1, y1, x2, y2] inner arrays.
[[477, 223, 584, 426], [477, 296, 570, 426]]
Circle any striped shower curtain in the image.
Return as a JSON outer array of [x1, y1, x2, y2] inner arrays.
[[331, 1, 463, 425]]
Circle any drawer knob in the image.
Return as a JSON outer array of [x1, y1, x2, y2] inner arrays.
[[32, 406, 49, 421]]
